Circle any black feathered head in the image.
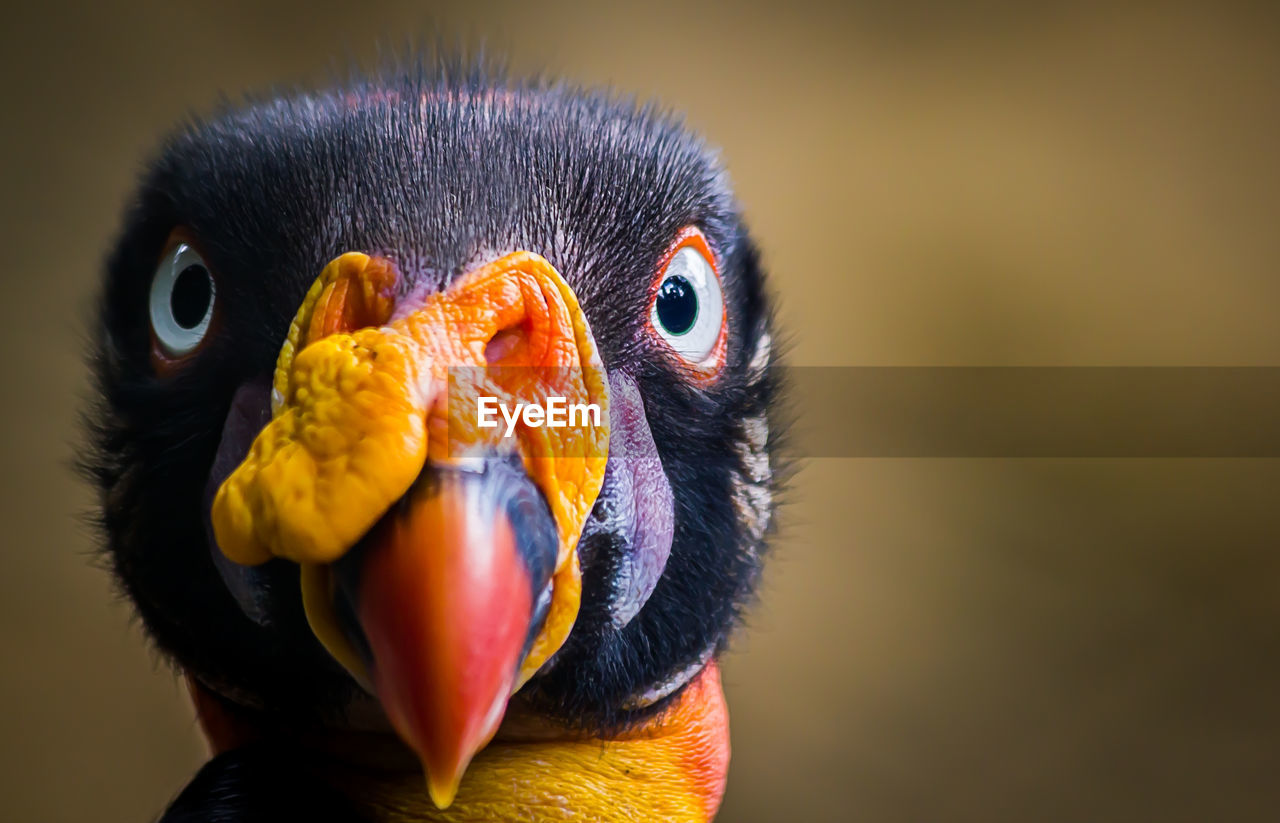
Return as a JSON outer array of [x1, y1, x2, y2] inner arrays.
[[87, 61, 778, 813]]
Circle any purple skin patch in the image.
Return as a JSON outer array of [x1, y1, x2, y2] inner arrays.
[[203, 370, 675, 636], [580, 371, 675, 629], [203, 378, 275, 625]]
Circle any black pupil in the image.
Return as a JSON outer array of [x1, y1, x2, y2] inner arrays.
[[655, 275, 698, 335], [170, 265, 211, 329]]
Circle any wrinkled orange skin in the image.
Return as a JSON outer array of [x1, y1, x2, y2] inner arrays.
[[211, 250, 609, 684]]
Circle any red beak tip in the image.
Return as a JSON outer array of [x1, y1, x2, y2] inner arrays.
[[394, 685, 510, 811]]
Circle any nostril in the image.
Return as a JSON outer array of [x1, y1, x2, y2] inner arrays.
[[484, 327, 523, 364]]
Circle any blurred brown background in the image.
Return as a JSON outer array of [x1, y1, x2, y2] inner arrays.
[[3, 1, 1279, 821]]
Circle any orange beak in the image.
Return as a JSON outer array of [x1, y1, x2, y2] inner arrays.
[[342, 461, 556, 806], [210, 252, 609, 807]]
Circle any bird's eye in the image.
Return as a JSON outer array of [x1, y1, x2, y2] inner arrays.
[[149, 241, 216, 359], [648, 229, 725, 372]]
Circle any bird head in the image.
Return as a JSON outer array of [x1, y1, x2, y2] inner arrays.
[[88, 64, 778, 813]]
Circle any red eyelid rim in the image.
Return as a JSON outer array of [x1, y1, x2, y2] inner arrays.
[[648, 226, 728, 381], [150, 227, 219, 375]]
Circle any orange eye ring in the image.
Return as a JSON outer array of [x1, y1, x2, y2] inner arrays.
[[646, 226, 727, 381]]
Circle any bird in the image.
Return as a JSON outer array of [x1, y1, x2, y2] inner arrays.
[[85, 58, 779, 822]]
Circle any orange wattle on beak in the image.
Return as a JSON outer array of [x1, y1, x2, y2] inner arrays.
[[211, 251, 609, 807]]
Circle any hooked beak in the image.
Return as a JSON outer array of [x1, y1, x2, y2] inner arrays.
[[210, 251, 609, 807]]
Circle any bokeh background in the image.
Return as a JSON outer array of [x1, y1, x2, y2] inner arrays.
[[3, 1, 1279, 820]]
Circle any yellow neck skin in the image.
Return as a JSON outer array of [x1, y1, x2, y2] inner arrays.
[[191, 664, 730, 822]]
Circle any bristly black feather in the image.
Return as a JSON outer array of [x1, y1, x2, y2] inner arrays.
[[85, 53, 780, 734], [158, 742, 364, 823]]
